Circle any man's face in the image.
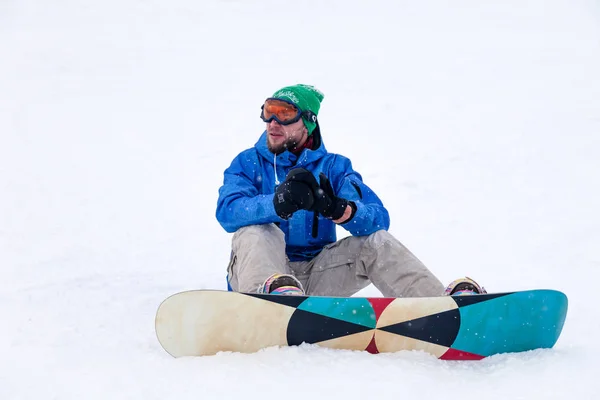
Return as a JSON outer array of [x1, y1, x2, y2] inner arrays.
[[266, 119, 308, 155]]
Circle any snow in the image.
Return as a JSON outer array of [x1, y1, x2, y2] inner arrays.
[[1, 0, 599, 398]]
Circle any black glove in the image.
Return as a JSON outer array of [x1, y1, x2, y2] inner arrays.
[[313, 173, 355, 221], [273, 168, 318, 220]]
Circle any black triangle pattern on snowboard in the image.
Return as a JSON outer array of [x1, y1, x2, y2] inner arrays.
[[452, 292, 514, 308], [379, 308, 461, 347], [244, 292, 515, 310], [244, 293, 308, 308], [287, 309, 373, 345]]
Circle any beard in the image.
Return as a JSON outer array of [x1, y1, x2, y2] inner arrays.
[[267, 136, 301, 155]]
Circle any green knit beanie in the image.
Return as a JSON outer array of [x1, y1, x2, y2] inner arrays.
[[271, 84, 324, 135]]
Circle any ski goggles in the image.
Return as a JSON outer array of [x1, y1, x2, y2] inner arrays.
[[260, 98, 317, 126]]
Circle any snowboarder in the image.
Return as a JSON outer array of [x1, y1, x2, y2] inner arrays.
[[216, 84, 484, 297]]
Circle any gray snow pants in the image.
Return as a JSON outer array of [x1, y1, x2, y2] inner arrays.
[[227, 224, 444, 297]]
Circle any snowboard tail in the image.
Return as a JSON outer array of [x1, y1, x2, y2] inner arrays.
[[155, 289, 568, 360]]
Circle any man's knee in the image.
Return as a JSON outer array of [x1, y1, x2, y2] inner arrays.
[[232, 224, 284, 251], [363, 229, 397, 250]]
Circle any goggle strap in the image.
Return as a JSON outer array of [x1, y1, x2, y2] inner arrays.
[[303, 110, 317, 123]]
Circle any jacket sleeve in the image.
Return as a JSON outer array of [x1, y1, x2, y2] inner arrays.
[[215, 153, 281, 233], [330, 156, 390, 236]]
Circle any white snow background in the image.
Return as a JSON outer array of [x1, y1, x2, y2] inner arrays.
[[1, 0, 599, 399]]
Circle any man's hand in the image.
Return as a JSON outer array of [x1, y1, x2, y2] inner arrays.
[[313, 173, 356, 223], [333, 204, 354, 224], [273, 168, 317, 220], [273, 168, 356, 224]]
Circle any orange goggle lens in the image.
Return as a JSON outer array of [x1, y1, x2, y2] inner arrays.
[[261, 99, 302, 125]]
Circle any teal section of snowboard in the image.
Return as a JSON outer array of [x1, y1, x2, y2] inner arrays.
[[297, 297, 376, 328], [451, 290, 568, 356]]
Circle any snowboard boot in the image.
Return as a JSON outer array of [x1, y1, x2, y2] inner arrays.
[[443, 277, 486, 296], [258, 273, 305, 296]]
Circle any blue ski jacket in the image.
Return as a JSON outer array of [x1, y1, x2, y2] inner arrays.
[[216, 130, 390, 261]]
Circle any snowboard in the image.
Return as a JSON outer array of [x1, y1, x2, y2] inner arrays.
[[155, 289, 567, 360]]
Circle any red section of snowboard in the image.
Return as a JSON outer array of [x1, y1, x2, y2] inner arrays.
[[367, 298, 395, 320], [440, 348, 485, 360], [363, 298, 396, 354], [365, 336, 379, 354]]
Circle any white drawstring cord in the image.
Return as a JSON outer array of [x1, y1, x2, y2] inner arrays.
[[273, 153, 280, 186]]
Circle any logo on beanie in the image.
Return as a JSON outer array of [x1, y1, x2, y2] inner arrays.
[[273, 90, 299, 104]]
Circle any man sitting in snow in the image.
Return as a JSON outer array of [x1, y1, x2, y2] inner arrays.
[[216, 84, 484, 297]]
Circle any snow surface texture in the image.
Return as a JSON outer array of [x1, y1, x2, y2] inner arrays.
[[2, 0, 599, 399]]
